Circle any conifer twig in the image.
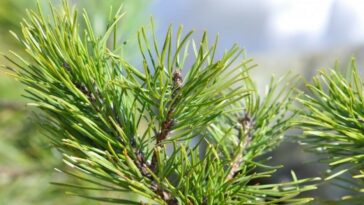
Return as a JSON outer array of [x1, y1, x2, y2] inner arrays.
[[156, 70, 183, 144], [226, 113, 253, 181], [151, 70, 183, 170], [148, 70, 183, 205], [298, 59, 364, 194]]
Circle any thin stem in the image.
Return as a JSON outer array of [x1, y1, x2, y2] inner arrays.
[[151, 70, 183, 170], [148, 70, 183, 204], [226, 113, 253, 181]]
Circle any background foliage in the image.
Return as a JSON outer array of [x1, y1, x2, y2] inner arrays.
[[298, 59, 364, 203], [0, 0, 148, 204]]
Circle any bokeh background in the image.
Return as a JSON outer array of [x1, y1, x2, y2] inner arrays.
[[1, 0, 364, 204]]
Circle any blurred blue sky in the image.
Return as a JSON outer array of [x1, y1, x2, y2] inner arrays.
[[150, 0, 364, 55]]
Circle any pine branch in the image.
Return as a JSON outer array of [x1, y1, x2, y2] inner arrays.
[[145, 70, 184, 205], [151, 69, 183, 168], [4, 1, 320, 204], [298, 58, 364, 195], [155, 70, 183, 145]]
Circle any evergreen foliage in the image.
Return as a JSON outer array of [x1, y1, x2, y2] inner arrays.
[[5, 1, 320, 204], [298, 59, 364, 198]]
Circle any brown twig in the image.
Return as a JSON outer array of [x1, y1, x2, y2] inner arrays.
[[156, 70, 183, 143], [151, 70, 183, 171], [149, 70, 183, 204], [123, 124, 178, 204], [137, 70, 183, 205], [226, 113, 253, 181]]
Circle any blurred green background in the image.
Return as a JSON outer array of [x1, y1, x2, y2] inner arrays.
[[0, 1, 149, 204]]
